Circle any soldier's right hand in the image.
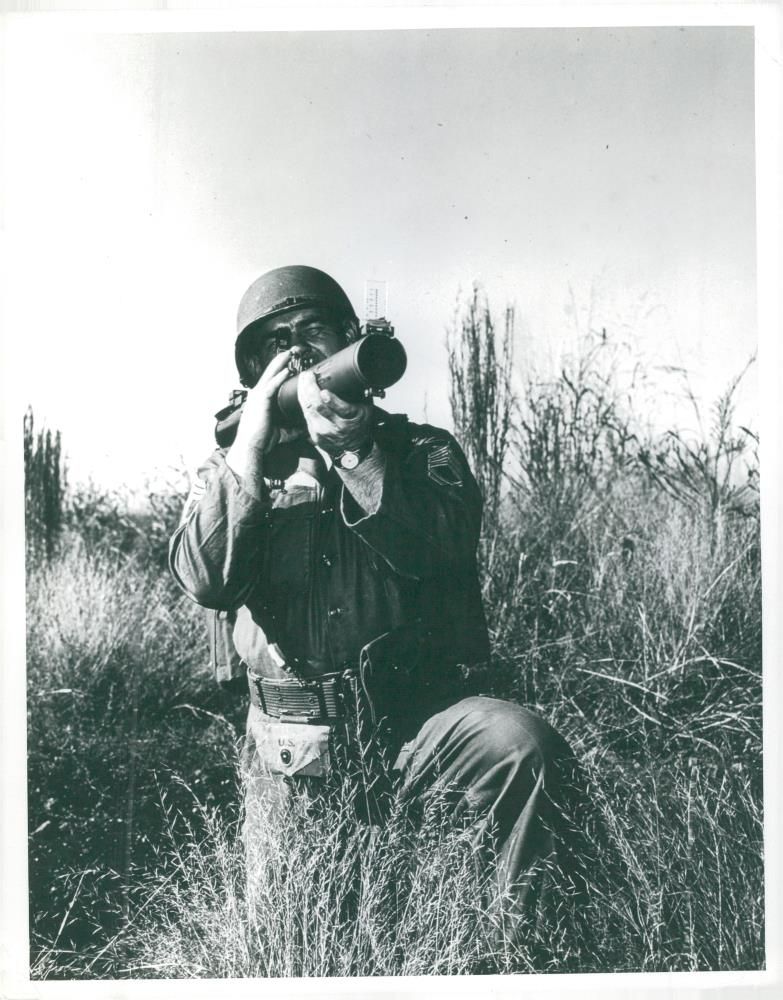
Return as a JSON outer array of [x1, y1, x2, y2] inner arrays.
[[225, 348, 296, 479]]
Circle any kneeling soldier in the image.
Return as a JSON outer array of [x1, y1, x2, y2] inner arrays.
[[169, 265, 580, 940]]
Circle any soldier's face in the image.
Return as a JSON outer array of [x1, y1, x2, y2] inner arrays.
[[255, 307, 347, 371]]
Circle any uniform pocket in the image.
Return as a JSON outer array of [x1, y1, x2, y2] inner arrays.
[[254, 720, 333, 778], [266, 487, 316, 593]]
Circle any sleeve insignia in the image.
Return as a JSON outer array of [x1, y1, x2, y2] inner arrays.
[[427, 443, 464, 487]]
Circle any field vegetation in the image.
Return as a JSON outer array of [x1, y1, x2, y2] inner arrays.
[[25, 289, 763, 977]]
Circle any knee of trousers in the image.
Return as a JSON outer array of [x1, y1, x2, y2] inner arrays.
[[454, 698, 570, 795], [402, 695, 570, 803], [451, 696, 568, 773], [442, 699, 574, 840]]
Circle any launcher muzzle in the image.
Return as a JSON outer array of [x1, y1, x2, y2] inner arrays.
[[214, 330, 407, 448]]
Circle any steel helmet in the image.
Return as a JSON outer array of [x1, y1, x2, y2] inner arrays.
[[235, 265, 358, 386]]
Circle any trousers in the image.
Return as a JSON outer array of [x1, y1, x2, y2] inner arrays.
[[241, 693, 583, 937]]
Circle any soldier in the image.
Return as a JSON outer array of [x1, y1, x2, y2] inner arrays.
[[169, 265, 580, 939]]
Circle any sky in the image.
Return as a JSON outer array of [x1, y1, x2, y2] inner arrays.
[[3, 23, 758, 490]]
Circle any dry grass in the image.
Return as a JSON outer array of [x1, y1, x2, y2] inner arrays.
[[25, 300, 763, 977]]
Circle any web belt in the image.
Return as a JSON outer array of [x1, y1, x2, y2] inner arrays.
[[247, 671, 352, 723]]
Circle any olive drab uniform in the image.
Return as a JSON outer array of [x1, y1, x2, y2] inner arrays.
[[171, 412, 488, 702], [169, 406, 579, 933]]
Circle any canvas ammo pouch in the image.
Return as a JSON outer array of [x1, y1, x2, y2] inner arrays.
[[254, 720, 333, 779], [247, 672, 354, 779]]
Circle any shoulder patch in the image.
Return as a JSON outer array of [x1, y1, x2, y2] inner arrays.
[[427, 442, 464, 487]]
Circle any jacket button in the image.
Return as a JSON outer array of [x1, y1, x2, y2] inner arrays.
[[328, 607, 343, 618]]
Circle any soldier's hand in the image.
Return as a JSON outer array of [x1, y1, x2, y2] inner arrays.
[[226, 349, 297, 479], [297, 370, 373, 457]]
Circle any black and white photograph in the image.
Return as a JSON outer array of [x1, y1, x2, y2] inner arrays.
[[2, 3, 780, 994]]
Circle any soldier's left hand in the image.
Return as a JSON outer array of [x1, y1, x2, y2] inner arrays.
[[297, 370, 373, 457]]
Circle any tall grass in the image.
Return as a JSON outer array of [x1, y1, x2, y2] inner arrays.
[[26, 294, 763, 977], [76, 787, 516, 978], [27, 539, 245, 969]]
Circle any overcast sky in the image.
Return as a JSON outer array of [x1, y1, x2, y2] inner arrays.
[[3, 24, 757, 490]]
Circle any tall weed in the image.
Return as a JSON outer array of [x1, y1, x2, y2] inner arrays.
[[448, 284, 515, 524], [24, 408, 67, 562]]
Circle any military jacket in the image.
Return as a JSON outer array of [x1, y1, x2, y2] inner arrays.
[[169, 413, 490, 689]]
